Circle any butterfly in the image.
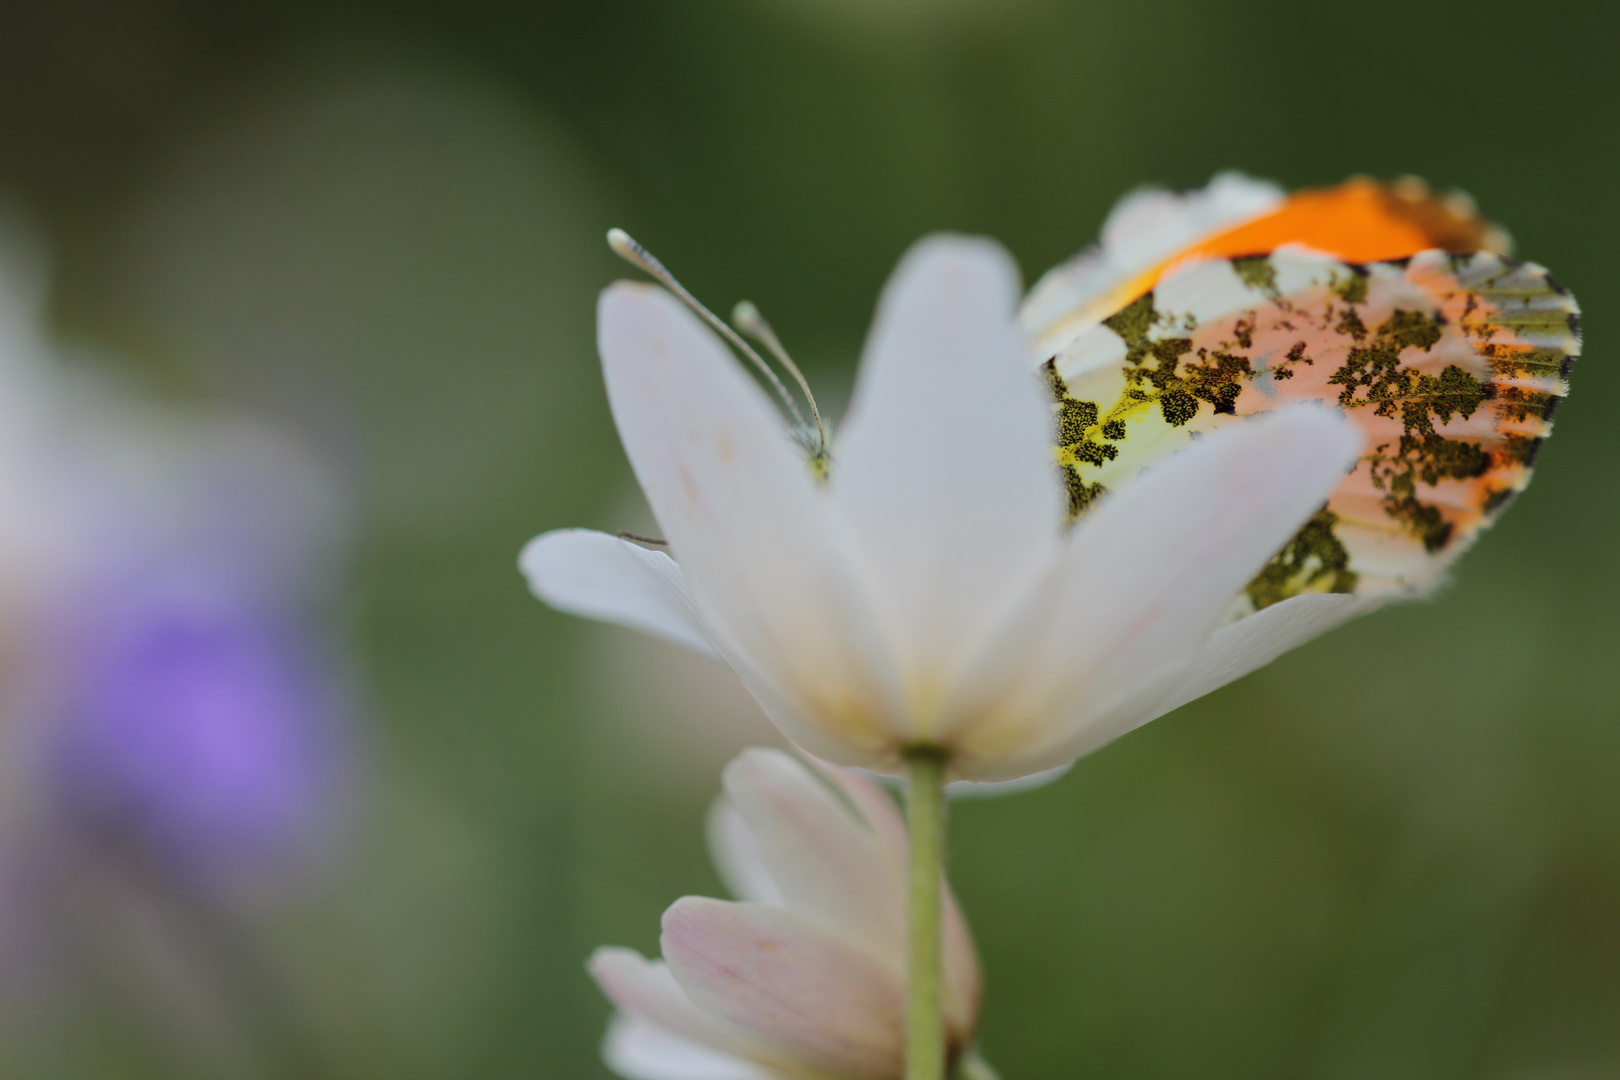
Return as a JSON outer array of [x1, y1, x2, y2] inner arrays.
[[1021, 173, 1580, 614]]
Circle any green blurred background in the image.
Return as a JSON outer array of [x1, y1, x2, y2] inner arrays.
[[2, 0, 1617, 1076]]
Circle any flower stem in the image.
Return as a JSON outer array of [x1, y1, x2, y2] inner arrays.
[[904, 746, 949, 1080]]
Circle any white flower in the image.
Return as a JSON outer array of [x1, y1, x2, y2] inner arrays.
[[521, 235, 1362, 782], [589, 748, 983, 1080]]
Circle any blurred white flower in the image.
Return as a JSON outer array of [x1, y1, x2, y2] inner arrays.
[[522, 236, 1361, 782], [590, 748, 984, 1080]]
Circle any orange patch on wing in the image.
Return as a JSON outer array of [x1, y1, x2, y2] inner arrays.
[[1108, 179, 1508, 314], [1181, 178, 1502, 264]]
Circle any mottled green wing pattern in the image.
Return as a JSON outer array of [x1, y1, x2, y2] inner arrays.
[[1043, 245, 1579, 614]]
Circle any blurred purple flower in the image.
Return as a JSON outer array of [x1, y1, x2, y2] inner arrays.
[[0, 231, 359, 913], [0, 227, 359, 1076], [48, 576, 351, 898]]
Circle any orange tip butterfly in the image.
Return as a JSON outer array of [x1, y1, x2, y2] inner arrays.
[[1025, 173, 1579, 613]]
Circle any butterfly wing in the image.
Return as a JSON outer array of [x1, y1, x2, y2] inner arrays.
[[1027, 175, 1513, 356], [1040, 244, 1579, 613], [1024, 171, 1284, 354]]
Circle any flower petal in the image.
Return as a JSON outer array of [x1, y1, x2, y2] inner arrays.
[[832, 237, 1062, 733], [589, 947, 782, 1069], [662, 897, 905, 1080], [705, 797, 787, 908], [718, 749, 904, 967], [938, 868, 984, 1044], [951, 654, 1196, 782], [601, 1013, 777, 1080], [945, 405, 1363, 781], [946, 763, 1073, 798], [709, 751, 983, 1042], [972, 596, 1382, 779], [1049, 407, 1364, 701], [1157, 592, 1383, 716], [598, 283, 903, 764], [519, 528, 721, 661]]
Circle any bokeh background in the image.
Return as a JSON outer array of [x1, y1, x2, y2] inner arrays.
[[0, 0, 1615, 1077]]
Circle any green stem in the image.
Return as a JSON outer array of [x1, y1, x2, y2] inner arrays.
[[904, 747, 949, 1080]]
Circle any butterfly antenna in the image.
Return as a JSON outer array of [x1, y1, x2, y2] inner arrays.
[[732, 300, 827, 456], [607, 229, 808, 432]]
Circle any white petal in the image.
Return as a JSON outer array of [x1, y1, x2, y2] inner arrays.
[[1157, 592, 1383, 716], [719, 750, 905, 966], [602, 1013, 777, 1080], [1052, 407, 1364, 702], [1022, 172, 1283, 354], [589, 948, 776, 1067], [946, 762, 1073, 798], [705, 797, 786, 908], [711, 751, 983, 1043], [944, 406, 1363, 781], [988, 595, 1382, 778], [954, 660, 1194, 782], [519, 528, 721, 662], [832, 237, 1062, 735], [938, 870, 984, 1044], [598, 283, 903, 763], [662, 897, 904, 1080]]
